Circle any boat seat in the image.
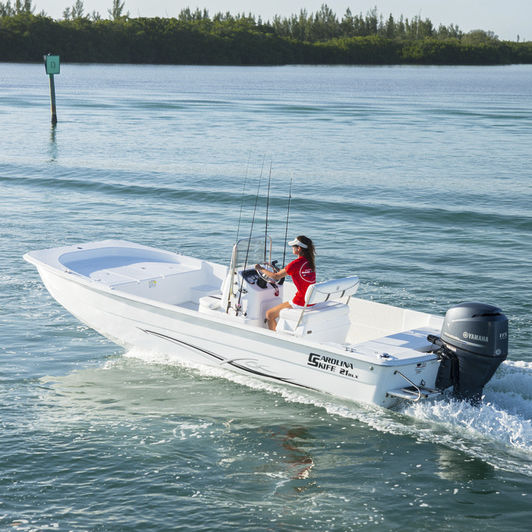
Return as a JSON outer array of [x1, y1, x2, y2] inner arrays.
[[277, 301, 351, 342], [277, 275, 359, 343]]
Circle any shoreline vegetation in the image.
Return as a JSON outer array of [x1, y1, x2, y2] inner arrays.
[[1, 1, 531, 65]]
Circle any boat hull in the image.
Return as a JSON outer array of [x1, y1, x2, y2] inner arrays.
[[35, 263, 440, 409]]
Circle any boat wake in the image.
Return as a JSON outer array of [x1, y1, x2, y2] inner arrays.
[[394, 360, 532, 476], [125, 349, 532, 477]]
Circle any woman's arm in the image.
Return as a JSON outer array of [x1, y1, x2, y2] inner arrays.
[[255, 265, 287, 281]]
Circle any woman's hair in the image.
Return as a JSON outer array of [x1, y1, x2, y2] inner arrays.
[[296, 235, 316, 271]]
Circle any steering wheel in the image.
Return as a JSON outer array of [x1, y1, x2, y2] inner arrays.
[[255, 262, 278, 285]]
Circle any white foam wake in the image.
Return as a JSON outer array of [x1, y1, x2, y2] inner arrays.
[[124, 350, 532, 475], [394, 360, 532, 474]]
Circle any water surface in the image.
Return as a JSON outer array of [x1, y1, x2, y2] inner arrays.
[[1, 63, 531, 530]]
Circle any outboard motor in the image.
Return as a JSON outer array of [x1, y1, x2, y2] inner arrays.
[[429, 302, 508, 403]]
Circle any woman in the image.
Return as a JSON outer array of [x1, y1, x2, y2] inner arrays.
[[256, 235, 316, 331]]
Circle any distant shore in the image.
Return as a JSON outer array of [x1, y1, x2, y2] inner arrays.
[[1, 11, 531, 66]]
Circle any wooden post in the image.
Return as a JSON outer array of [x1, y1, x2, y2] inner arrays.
[[44, 54, 60, 125], [49, 73, 57, 125]]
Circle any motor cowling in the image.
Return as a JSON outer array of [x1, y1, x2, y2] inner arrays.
[[431, 302, 508, 403]]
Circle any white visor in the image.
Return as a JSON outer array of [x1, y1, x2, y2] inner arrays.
[[288, 238, 308, 249]]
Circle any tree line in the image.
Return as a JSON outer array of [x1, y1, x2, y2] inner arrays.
[[1, 1, 531, 65]]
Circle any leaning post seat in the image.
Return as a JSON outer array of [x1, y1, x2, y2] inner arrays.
[[277, 276, 360, 343]]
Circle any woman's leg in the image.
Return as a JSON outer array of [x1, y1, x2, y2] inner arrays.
[[265, 301, 291, 331]]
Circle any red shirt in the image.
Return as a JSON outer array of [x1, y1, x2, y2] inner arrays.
[[286, 257, 316, 306]]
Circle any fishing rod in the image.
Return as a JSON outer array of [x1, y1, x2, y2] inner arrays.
[[281, 176, 293, 268], [225, 156, 250, 314], [235, 154, 251, 244], [244, 159, 265, 268], [235, 159, 265, 314], [264, 161, 272, 263]]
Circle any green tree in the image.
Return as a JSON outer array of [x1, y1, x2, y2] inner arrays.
[[71, 0, 85, 20], [0, 1, 15, 16], [108, 0, 127, 21], [11, 0, 33, 14], [462, 29, 499, 45], [384, 14, 395, 38], [0, 4, 530, 65]]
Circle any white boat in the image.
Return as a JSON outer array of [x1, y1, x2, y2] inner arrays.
[[24, 237, 508, 409]]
